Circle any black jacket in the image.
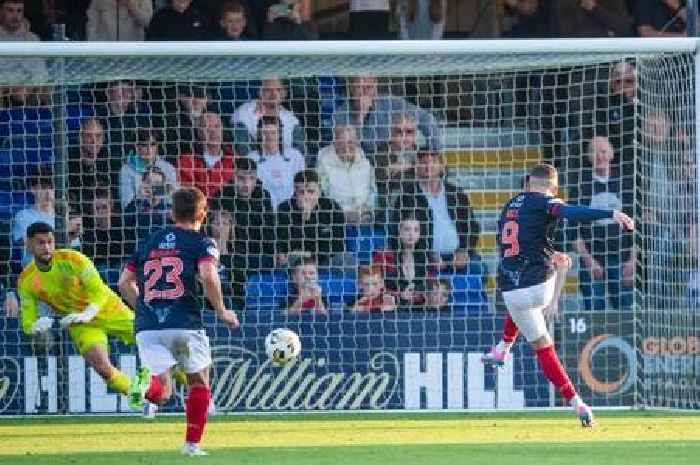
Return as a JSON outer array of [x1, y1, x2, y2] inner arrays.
[[146, 6, 207, 41], [393, 181, 480, 256], [275, 196, 346, 265]]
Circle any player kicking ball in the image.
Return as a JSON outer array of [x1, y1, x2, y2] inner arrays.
[[118, 187, 239, 457], [18, 222, 137, 398], [483, 163, 633, 427]]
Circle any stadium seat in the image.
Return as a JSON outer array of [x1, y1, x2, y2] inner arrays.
[[245, 271, 289, 309], [442, 273, 489, 313], [346, 225, 386, 264], [319, 271, 357, 308]]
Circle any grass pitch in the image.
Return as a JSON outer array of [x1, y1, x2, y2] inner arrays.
[[1, 411, 699, 465]]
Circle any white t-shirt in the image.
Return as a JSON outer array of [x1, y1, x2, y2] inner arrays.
[[422, 186, 459, 255], [248, 149, 305, 210], [350, 0, 391, 12]]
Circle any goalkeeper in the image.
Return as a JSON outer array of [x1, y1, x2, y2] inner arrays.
[[18, 221, 136, 396]]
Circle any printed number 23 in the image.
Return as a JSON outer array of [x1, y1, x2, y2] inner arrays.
[[502, 221, 520, 257], [144, 256, 185, 303]]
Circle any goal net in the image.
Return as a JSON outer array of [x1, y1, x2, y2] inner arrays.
[[0, 40, 696, 414]]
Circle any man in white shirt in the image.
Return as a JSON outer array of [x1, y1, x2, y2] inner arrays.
[[248, 115, 305, 210], [231, 77, 305, 156]]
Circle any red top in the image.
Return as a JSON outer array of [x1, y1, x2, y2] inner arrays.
[[177, 145, 236, 199]]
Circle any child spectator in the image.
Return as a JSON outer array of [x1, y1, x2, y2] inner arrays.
[[123, 166, 173, 241], [285, 255, 328, 315], [248, 115, 305, 210], [424, 278, 451, 311], [215, 0, 256, 40], [119, 128, 178, 210], [317, 124, 376, 224], [351, 265, 397, 313]]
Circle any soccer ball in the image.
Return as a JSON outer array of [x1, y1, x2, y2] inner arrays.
[[265, 328, 301, 366]]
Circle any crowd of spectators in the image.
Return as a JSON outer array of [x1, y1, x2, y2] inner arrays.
[[0, 0, 696, 43], [0, 0, 697, 316]]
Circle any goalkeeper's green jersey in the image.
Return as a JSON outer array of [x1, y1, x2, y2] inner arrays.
[[18, 249, 129, 334]]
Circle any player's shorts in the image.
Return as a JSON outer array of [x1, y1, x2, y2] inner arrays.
[[135, 329, 211, 376], [501, 276, 555, 343], [68, 305, 135, 355]]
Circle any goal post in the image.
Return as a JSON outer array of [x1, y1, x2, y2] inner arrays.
[[0, 38, 697, 415]]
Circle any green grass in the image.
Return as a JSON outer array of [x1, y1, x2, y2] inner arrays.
[[2, 411, 700, 465]]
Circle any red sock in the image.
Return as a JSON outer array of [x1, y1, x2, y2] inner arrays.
[[535, 345, 577, 402], [145, 376, 164, 404], [185, 385, 211, 444], [502, 314, 519, 343]]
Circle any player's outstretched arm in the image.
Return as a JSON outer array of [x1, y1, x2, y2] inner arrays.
[[117, 268, 140, 309], [198, 261, 240, 330]]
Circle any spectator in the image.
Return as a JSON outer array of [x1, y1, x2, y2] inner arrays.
[[373, 210, 431, 308], [394, 149, 481, 274], [262, 0, 315, 40], [82, 188, 134, 263], [0, 1, 48, 86], [317, 124, 376, 224], [397, 0, 446, 40], [178, 111, 236, 200], [348, 0, 395, 39], [502, 0, 550, 38], [2, 280, 18, 317], [285, 255, 328, 315], [596, 61, 638, 174], [87, 0, 153, 41], [119, 128, 178, 210], [555, 0, 632, 37], [12, 176, 82, 263], [161, 84, 209, 161], [275, 170, 346, 268], [0, 0, 37, 40], [146, 0, 207, 41], [123, 166, 172, 241], [351, 265, 397, 313], [634, 0, 686, 37], [569, 135, 634, 310], [248, 115, 305, 210], [231, 77, 305, 156], [67, 118, 120, 214], [423, 278, 451, 311], [214, 0, 256, 40], [334, 75, 441, 155], [683, 223, 700, 309], [374, 112, 420, 213], [215, 157, 276, 272], [97, 79, 150, 158], [207, 208, 245, 309]]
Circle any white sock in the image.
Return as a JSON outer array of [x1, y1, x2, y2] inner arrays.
[[570, 395, 584, 410], [496, 340, 513, 354]]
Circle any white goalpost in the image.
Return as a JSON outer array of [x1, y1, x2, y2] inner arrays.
[[0, 38, 697, 415]]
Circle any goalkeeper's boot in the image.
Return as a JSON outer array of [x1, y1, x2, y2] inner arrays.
[[481, 346, 508, 367], [172, 366, 188, 388], [577, 403, 595, 428], [128, 367, 151, 410], [181, 442, 209, 457]]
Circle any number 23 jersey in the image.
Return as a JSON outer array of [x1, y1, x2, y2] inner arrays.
[[497, 192, 563, 292], [125, 226, 219, 333]]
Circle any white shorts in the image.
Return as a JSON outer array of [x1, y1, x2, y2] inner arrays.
[[135, 329, 212, 375], [501, 276, 555, 343]]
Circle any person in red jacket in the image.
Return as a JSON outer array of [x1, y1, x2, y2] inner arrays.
[[177, 111, 236, 200]]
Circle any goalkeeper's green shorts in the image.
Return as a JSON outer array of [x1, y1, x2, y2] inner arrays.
[[68, 304, 134, 355]]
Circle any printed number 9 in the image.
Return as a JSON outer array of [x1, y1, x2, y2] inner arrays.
[[502, 221, 520, 258]]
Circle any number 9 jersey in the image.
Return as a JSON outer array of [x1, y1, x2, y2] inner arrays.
[[497, 192, 563, 293], [124, 226, 219, 333]]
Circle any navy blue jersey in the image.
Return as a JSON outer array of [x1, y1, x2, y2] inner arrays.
[[126, 226, 219, 332], [497, 191, 614, 292]]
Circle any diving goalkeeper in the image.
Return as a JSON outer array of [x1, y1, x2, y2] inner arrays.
[[18, 221, 136, 396]]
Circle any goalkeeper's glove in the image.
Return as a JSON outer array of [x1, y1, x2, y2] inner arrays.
[[59, 304, 99, 329], [30, 316, 53, 334]]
